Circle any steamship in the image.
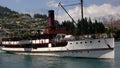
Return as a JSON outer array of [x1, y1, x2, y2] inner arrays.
[[1, 10, 114, 59], [0, 1, 114, 59]]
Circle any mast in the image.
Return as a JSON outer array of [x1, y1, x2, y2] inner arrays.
[[58, 0, 84, 27], [81, 0, 83, 20], [58, 3, 77, 28]]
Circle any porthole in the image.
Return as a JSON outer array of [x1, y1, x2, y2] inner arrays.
[[76, 42, 78, 44], [98, 40, 100, 43], [70, 43, 72, 44], [90, 41, 92, 43], [80, 42, 82, 44], [85, 41, 87, 43]]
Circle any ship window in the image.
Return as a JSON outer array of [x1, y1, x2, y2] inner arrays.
[[98, 40, 100, 43], [76, 42, 78, 44], [80, 42, 82, 44], [62, 35, 65, 38], [85, 41, 87, 43], [70, 43, 72, 44], [90, 41, 92, 43]]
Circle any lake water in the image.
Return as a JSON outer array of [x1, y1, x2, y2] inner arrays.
[[0, 42, 120, 68]]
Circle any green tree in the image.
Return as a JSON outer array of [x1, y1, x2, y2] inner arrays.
[[115, 30, 120, 41], [61, 21, 75, 34], [33, 14, 47, 19]]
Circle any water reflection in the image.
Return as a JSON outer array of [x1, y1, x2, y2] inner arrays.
[[32, 57, 114, 68], [0, 47, 116, 68]]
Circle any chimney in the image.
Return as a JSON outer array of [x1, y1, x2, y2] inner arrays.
[[48, 10, 55, 29]]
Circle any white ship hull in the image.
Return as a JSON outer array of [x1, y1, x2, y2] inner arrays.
[[1, 38, 114, 59], [9, 48, 114, 59]]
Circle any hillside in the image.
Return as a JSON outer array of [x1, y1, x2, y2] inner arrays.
[[0, 5, 120, 40], [0, 6, 19, 18], [105, 20, 120, 30], [0, 5, 48, 37]]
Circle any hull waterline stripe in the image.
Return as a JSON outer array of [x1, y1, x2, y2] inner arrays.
[[2, 48, 114, 53]]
